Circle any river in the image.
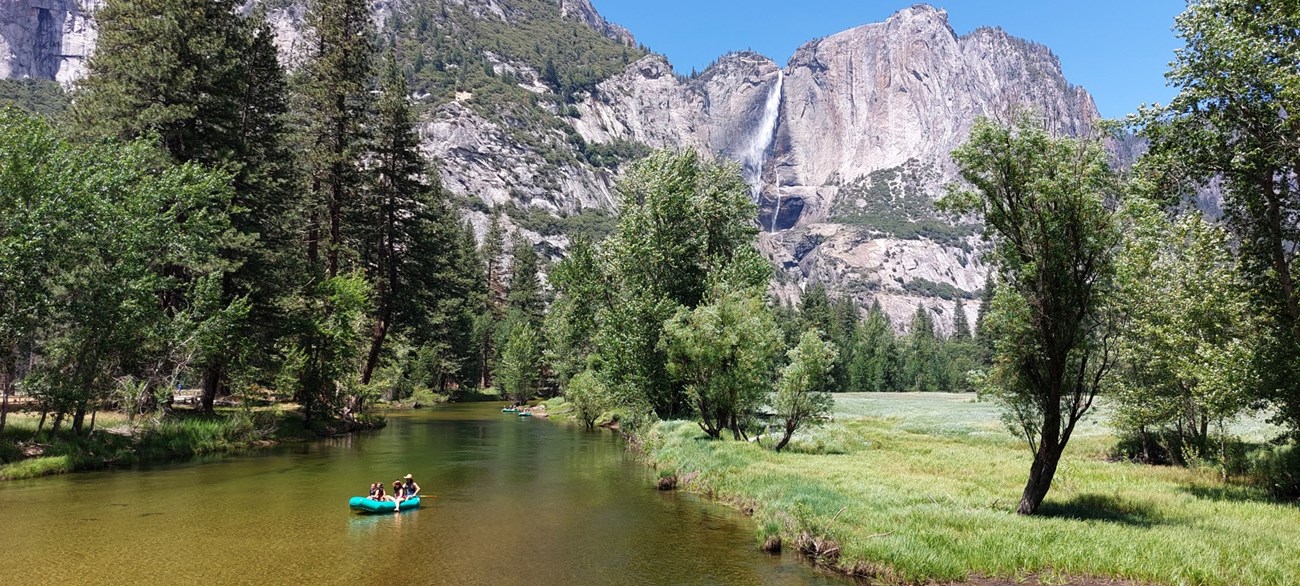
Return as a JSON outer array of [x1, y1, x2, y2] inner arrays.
[[0, 403, 845, 585]]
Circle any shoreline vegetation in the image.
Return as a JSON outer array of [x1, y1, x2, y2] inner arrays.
[[0, 387, 513, 482], [546, 393, 1300, 586]]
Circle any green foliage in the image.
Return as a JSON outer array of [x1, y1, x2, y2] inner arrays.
[[1109, 198, 1260, 468], [1138, 0, 1300, 438], [0, 109, 236, 433], [902, 278, 976, 300], [944, 115, 1121, 515], [772, 331, 838, 451], [77, 3, 305, 412], [829, 161, 978, 248], [564, 369, 611, 430], [848, 302, 902, 393], [281, 274, 372, 423], [0, 79, 67, 118], [544, 236, 605, 389], [592, 150, 769, 419], [1251, 444, 1300, 502], [498, 321, 542, 403], [662, 290, 784, 440]]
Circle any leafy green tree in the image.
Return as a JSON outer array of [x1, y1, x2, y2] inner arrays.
[[545, 236, 606, 390], [1110, 198, 1259, 469], [281, 274, 372, 424], [1139, 0, 1300, 436], [498, 321, 542, 404], [773, 331, 838, 452], [849, 301, 901, 392], [944, 116, 1121, 515], [594, 149, 768, 418], [565, 369, 612, 430], [974, 274, 998, 365], [661, 290, 783, 439], [0, 111, 235, 433]]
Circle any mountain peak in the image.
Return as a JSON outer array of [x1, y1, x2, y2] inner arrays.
[[560, 0, 635, 46]]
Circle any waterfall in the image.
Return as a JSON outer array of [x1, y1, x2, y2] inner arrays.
[[741, 71, 784, 199]]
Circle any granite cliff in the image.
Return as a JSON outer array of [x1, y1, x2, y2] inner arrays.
[[0, 1, 1112, 332]]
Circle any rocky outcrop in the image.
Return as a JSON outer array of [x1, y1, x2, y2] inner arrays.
[[560, 0, 634, 46], [0, 0, 96, 84]]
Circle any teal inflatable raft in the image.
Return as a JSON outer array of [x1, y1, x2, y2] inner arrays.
[[349, 496, 421, 513]]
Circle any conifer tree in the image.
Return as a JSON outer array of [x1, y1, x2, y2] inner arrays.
[[850, 301, 900, 392], [476, 208, 507, 388], [77, 1, 302, 412], [359, 51, 453, 385], [300, 0, 375, 276]]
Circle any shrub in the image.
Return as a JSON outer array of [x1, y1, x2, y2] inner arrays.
[[1251, 444, 1300, 502]]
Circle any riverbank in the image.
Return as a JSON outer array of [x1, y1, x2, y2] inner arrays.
[[554, 393, 1300, 585], [0, 406, 382, 481]]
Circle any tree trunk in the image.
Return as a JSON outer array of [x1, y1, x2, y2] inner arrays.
[[361, 309, 390, 385], [32, 409, 47, 440], [200, 362, 223, 414], [0, 370, 9, 434], [72, 401, 87, 435], [1017, 439, 1063, 515], [774, 421, 796, 452], [1018, 398, 1063, 515]]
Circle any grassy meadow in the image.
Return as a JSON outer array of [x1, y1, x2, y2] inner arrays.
[[634, 393, 1299, 585]]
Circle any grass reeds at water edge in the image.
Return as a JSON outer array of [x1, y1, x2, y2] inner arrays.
[[0, 406, 360, 481], [554, 393, 1300, 585]]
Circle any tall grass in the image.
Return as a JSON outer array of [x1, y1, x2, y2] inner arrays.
[[644, 397, 1300, 585], [1, 408, 299, 481]]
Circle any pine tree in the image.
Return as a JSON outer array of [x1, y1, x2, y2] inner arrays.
[[952, 299, 973, 341], [300, 0, 376, 276], [359, 50, 450, 385], [850, 301, 900, 392], [904, 305, 942, 392], [476, 208, 507, 388], [77, 1, 302, 413]]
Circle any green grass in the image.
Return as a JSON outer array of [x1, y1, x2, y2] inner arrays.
[[0, 407, 316, 481], [643, 393, 1300, 585]]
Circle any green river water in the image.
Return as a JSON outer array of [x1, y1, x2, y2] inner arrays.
[[0, 403, 846, 585]]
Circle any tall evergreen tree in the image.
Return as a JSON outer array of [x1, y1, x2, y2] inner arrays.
[[850, 301, 900, 392], [475, 208, 507, 388], [300, 0, 375, 276], [76, 1, 302, 412], [358, 51, 462, 386], [903, 305, 942, 392], [952, 300, 973, 341]]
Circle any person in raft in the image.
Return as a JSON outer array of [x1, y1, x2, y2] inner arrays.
[[391, 480, 407, 504], [368, 482, 386, 501], [402, 474, 420, 498]]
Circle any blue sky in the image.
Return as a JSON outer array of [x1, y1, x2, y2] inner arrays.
[[590, 1, 1186, 119]]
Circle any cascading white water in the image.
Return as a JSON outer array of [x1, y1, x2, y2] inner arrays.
[[740, 71, 784, 204]]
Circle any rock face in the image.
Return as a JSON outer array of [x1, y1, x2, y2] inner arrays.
[[560, 0, 634, 46], [568, 5, 1103, 331], [0, 0, 96, 84], [0, 1, 1108, 332]]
